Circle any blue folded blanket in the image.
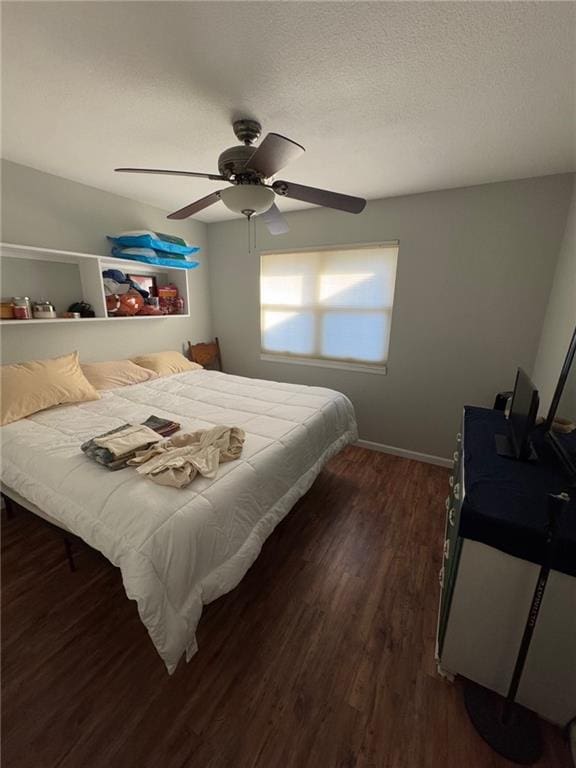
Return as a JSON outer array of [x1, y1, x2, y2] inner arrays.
[[110, 247, 199, 270], [107, 230, 201, 256]]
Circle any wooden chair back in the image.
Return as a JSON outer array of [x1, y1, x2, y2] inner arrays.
[[188, 337, 223, 371]]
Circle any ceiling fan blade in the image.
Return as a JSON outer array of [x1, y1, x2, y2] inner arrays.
[[115, 167, 225, 181], [244, 133, 305, 178], [272, 180, 366, 214], [167, 190, 224, 220], [259, 203, 289, 235]]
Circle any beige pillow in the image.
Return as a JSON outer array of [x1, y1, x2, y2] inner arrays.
[[132, 351, 202, 377], [1, 352, 100, 426], [81, 359, 159, 390]]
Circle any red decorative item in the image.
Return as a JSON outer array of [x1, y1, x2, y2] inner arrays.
[[106, 294, 121, 315], [117, 291, 144, 316], [158, 284, 180, 315], [137, 303, 162, 316]]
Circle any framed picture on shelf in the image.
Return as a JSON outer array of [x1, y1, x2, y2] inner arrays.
[[127, 273, 158, 297]]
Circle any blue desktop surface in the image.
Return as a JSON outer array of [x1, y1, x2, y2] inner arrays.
[[460, 406, 576, 577]]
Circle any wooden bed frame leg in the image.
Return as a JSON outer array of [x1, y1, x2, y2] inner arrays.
[[63, 536, 77, 573]]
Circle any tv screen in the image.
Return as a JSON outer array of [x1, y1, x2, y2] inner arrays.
[[509, 369, 539, 460], [495, 368, 539, 460]]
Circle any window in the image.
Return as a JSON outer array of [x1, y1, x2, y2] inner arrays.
[[260, 242, 399, 373]]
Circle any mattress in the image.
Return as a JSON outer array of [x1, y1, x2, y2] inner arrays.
[[0, 369, 357, 672]]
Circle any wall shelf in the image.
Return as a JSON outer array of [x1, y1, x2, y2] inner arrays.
[[0, 315, 189, 326], [0, 242, 195, 325]]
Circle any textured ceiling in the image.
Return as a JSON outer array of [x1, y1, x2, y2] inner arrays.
[[2, 1, 575, 222]]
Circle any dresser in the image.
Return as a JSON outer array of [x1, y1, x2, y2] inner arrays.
[[436, 406, 576, 726]]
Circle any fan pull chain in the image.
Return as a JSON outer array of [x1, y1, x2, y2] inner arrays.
[[245, 214, 258, 254]]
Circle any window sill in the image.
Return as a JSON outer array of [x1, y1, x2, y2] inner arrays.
[[260, 354, 388, 375]]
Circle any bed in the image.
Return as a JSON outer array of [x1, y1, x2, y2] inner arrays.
[[0, 368, 357, 672]]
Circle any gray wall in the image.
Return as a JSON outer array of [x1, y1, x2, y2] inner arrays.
[[532, 179, 576, 413], [208, 174, 574, 458], [2, 161, 573, 459], [0, 160, 212, 363]]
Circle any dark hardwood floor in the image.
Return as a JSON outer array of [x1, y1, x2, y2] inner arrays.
[[1, 446, 571, 768]]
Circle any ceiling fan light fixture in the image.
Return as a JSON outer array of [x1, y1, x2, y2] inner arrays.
[[220, 185, 275, 217]]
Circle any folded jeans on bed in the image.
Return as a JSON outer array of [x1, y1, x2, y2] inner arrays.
[[81, 415, 181, 469], [93, 424, 162, 458], [128, 426, 245, 488]]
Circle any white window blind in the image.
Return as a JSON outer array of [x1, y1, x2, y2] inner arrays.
[[260, 243, 399, 369]]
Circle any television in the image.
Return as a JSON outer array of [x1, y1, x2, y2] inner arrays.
[[544, 325, 576, 479], [495, 368, 539, 461]]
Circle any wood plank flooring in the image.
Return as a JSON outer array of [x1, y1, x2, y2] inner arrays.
[[1, 446, 571, 768]]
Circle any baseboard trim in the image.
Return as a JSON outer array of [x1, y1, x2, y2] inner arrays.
[[355, 439, 453, 468]]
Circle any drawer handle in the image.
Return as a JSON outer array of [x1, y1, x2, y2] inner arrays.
[[445, 496, 450, 510], [453, 451, 459, 462], [456, 432, 462, 443], [449, 508, 455, 527], [444, 539, 450, 559], [449, 476, 454, 488], [439, 567, 444, 587], [454, 483, 460, 500]]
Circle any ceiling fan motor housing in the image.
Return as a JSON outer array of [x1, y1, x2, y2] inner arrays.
[[218, 145, 259, 179]]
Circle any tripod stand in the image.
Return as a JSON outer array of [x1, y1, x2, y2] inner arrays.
[[464, 491, 570, 764]]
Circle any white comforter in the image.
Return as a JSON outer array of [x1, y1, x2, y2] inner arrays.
[[0, 369, 357, 672]]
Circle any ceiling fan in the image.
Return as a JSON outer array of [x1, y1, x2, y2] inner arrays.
[[115, 119, 366, 235]]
